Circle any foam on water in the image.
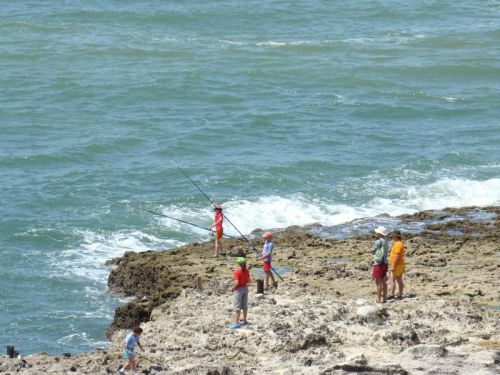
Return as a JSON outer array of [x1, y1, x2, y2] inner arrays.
[[388, 178, 500, 212], [45, 178, 500, 284], [57, 332, 109, 349], [53, 229, 184, 282], [46, 177, 497, 283], [342, 33, 427, 45], [29, 176, 499, 293], [255, 40, 331, 47], [156, 177, 500, 239]]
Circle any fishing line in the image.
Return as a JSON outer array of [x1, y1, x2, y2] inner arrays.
[[171, 161, 284, 281], [104, 198, 235, 238]]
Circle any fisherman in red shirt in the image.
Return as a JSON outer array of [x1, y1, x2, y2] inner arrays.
[[229, 257, 250, 329]]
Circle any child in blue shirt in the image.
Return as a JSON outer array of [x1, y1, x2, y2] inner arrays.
[[259, 231, 277, 290], [119, 327, 144, 374]]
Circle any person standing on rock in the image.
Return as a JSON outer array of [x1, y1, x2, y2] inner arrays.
[[259, 231, 277, 290], [371, 226, 389, 303], [229, 257, 250, 329], [210, 204, 224, 257], [119, 326, 144, 374], [388, 230, 405, 300]]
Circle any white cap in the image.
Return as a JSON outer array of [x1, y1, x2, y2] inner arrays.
[[374, 226, 388, 236]]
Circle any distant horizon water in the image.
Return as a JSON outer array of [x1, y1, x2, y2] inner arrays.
[[1, 0, 499, 355]]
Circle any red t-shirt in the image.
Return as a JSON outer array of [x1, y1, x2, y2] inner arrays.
[[233, 267, 250, 288], [214, 212, 223, 230]]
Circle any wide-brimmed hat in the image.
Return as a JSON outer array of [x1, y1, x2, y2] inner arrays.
[[236, 257, 246, 264], [391, 229, 402, 238], [213, 204, 223, 211], [374, 226, 388, 236]]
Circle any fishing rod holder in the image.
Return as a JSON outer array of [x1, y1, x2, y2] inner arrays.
[[256, 279, 264, 294], [6, 345, 18, 358]]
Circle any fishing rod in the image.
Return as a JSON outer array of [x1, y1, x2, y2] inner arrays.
[[171, 161, 284, 281], [136, 352, 168, 371], [171, 160, 253, 242], [105, 198, 234, 238]]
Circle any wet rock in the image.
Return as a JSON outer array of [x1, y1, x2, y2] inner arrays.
[[107, 302, 152, 337]]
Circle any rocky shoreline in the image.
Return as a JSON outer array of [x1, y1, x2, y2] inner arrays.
[[1, 206, 499, 374]]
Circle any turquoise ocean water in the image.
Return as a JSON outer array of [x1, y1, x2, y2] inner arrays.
[[1, 1, 499, 354]]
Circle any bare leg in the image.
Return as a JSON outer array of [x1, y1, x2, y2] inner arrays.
[[264, 272, 270, 289], [269, 271, 276, 286], [396, 275, 404, 297], [243, 308, 248, 322], [121, 359, 136, 372], [235, 309, 241, 324], [382, 277, 388, 302], [389, 272, 396, 297], [122, 361, 131, 371], [375, 278, 382, 302], [214, 238, 218, 256], [217, 238, 222, 255]]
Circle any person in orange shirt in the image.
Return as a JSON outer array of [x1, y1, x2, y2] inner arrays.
[[388, 230, 405, 300], [209, 204, 224, 257]]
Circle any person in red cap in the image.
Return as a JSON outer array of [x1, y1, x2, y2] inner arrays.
[[209, 204, 223, 257], [259, 231, 277, 290]]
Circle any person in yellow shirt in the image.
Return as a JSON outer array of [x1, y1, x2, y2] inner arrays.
[[388, 230, 405, 299]]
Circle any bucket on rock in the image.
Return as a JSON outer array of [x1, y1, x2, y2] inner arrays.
[[256, 279, 264, 294]]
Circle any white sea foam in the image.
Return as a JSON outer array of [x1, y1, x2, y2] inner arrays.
[[218, 39, 245, 46], [157, 177, 500, 236], [256, 41, 288, 47], [440, 96, 459, 102], [156, 197, 360, 235], [57, 332, 109, 349], [50, 178, 500, 284], [343, 33, 426, 45], [388, 178, 500, 212], [255, 40, 332, 47], [354, 177, 500, 219], [54, 229, 184, 282]]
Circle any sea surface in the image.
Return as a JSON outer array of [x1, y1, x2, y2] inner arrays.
[[1, 0, 499, 355]]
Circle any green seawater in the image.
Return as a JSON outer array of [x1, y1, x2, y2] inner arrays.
[[1, 1, 499, 354]]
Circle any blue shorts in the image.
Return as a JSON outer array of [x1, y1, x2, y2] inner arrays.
[[123, 350, 135, 360]]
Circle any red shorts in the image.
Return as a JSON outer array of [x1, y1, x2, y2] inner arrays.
[[262, 262, 271, 272], [372, 264, 388, 279], [215, 228, 223, 240]]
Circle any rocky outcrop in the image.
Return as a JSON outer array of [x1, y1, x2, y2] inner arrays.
[[1, 205, 499, 374], [106, 238, 257, 336]]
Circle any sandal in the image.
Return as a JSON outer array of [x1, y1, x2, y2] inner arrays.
[[229, 323, 241, 329]]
